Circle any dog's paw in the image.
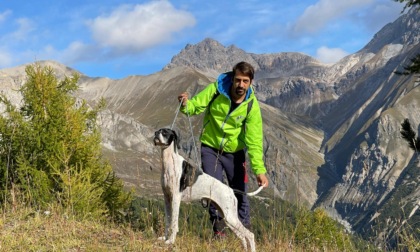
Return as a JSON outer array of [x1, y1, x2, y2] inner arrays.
[[165, 238, 175, 244], [157, 236, 175, 244]]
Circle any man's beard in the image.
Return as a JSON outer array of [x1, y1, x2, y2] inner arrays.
[[235, 87, 246, 95]]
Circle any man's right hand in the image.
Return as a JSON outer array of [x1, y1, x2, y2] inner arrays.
[[178, 92, 188, 106]]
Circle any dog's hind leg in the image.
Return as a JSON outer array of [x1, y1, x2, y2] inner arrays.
[[224, 215, 256, 252]]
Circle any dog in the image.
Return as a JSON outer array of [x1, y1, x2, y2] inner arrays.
[[154, 128, 262, 252]]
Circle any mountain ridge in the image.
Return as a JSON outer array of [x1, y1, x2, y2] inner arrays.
[[0, 7, 418, 247]]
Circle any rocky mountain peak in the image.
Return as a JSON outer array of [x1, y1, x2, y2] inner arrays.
[[163, 37, 252, 77], [0, 7, 419, 249], [164, 37, 325, 81], [360, 7, 420, 54]]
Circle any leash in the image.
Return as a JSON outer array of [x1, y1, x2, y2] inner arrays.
[[173, 97, 266, 212], [233, 185, 265, 196], [171, 98, 201, 167], [201, 185, 265, 209], [170, 98, 184, 130], [172, 98, 265, 195]]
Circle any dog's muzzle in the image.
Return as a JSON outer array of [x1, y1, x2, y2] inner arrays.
[[154, 136, 164, 146]]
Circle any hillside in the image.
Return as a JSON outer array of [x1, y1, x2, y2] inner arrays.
[[0, 196, 367, 252], [0, 6, 419, 249]]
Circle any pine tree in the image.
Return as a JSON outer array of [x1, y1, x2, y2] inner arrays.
[[395, 0, 420, 12], [0, 64, 131, 218], [400, 118, 420, 152]]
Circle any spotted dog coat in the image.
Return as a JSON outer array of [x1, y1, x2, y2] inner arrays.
[[154, 128, 256, 252]]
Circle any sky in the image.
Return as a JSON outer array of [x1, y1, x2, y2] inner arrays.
[[0, 0, 405, 79]]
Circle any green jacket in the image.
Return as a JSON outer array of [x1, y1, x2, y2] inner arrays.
[[181, 72, 266, 175]]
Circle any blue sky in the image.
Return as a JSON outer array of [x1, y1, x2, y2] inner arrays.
[[0, 0, 403, 79]]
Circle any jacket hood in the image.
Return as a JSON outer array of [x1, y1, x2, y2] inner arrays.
[[217, 72, 252, 101]]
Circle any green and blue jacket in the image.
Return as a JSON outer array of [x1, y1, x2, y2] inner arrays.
[[180, 72, 266, 175]]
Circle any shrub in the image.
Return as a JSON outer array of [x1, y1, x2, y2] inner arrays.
[[0, 64, 131, 219], [294, 207, 355, 250]]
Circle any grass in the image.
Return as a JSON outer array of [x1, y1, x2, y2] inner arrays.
[[0, 191, 375, 252], [0, 213, 317, 252], [0, 205, 271, 251], [0, 205, 141, 251], [1, 191, 417, 252]]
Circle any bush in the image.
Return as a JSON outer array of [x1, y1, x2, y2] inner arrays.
[[294, 207, 354, 250], [0, 64, 131, 219]]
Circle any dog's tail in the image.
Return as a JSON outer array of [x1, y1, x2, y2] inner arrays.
[[247, 185, 265, 197], [233, 184, 266, 197]]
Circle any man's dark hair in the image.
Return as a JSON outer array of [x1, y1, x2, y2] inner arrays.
[[233, 61, 255, 81]]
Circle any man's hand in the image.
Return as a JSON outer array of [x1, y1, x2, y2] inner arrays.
[[256, 174, 269, 187], [178, 92, 188, 106]]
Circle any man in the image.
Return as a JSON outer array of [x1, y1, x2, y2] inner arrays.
[[178, 61, 269, 237]]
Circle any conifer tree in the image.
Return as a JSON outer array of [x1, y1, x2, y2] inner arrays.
[[0, 64, 131, 218], [395, 0, 420, 12], [400, 118, 420, 153]]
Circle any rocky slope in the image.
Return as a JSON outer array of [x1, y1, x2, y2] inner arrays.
[[162, 8, 420, 243], [0, 7, 418, 247]]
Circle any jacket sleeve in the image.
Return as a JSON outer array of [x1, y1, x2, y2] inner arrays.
[[180, 82, 218, 115], [244, 98, 267, 175]]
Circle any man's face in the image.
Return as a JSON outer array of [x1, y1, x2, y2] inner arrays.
[[232, 72, 252, 98]]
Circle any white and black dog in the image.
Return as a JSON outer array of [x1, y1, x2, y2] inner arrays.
[[154, 128, 260, 252]]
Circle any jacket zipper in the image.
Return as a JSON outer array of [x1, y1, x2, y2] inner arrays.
[[218, 99, 247, 150], [219, 96, 231, 150]]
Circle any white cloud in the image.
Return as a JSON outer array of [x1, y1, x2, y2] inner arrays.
[[315, 46, 349, 63], [0, 10, 12, 24], [358, 2, 401, 32], [10, 18, 35, 41], [61, 41, 98, 62], [0, 49, 12, 67], [292, 0, 374, 34], [38, 41, 101, 64], [88, 0, 196, 53]]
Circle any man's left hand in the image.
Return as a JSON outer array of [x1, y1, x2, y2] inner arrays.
[[256, 174, 269, 187]]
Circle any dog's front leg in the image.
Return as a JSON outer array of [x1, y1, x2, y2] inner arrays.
[[166, 193, 182, 244], [157, 192, 172, 242], [164, 193, 172, 240]]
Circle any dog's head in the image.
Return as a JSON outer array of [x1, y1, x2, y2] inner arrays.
[[154, 128, 180, 150]]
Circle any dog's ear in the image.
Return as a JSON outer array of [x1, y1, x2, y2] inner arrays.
[[180, 160, 202, 191], [171, 129, 181, 150]]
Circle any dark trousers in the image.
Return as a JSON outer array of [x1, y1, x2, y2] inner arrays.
[[201, 145, 250, 232]]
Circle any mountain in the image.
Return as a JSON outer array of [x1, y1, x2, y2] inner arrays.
[[0, 7, 419, 247], [164, 10, 420, 242]]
